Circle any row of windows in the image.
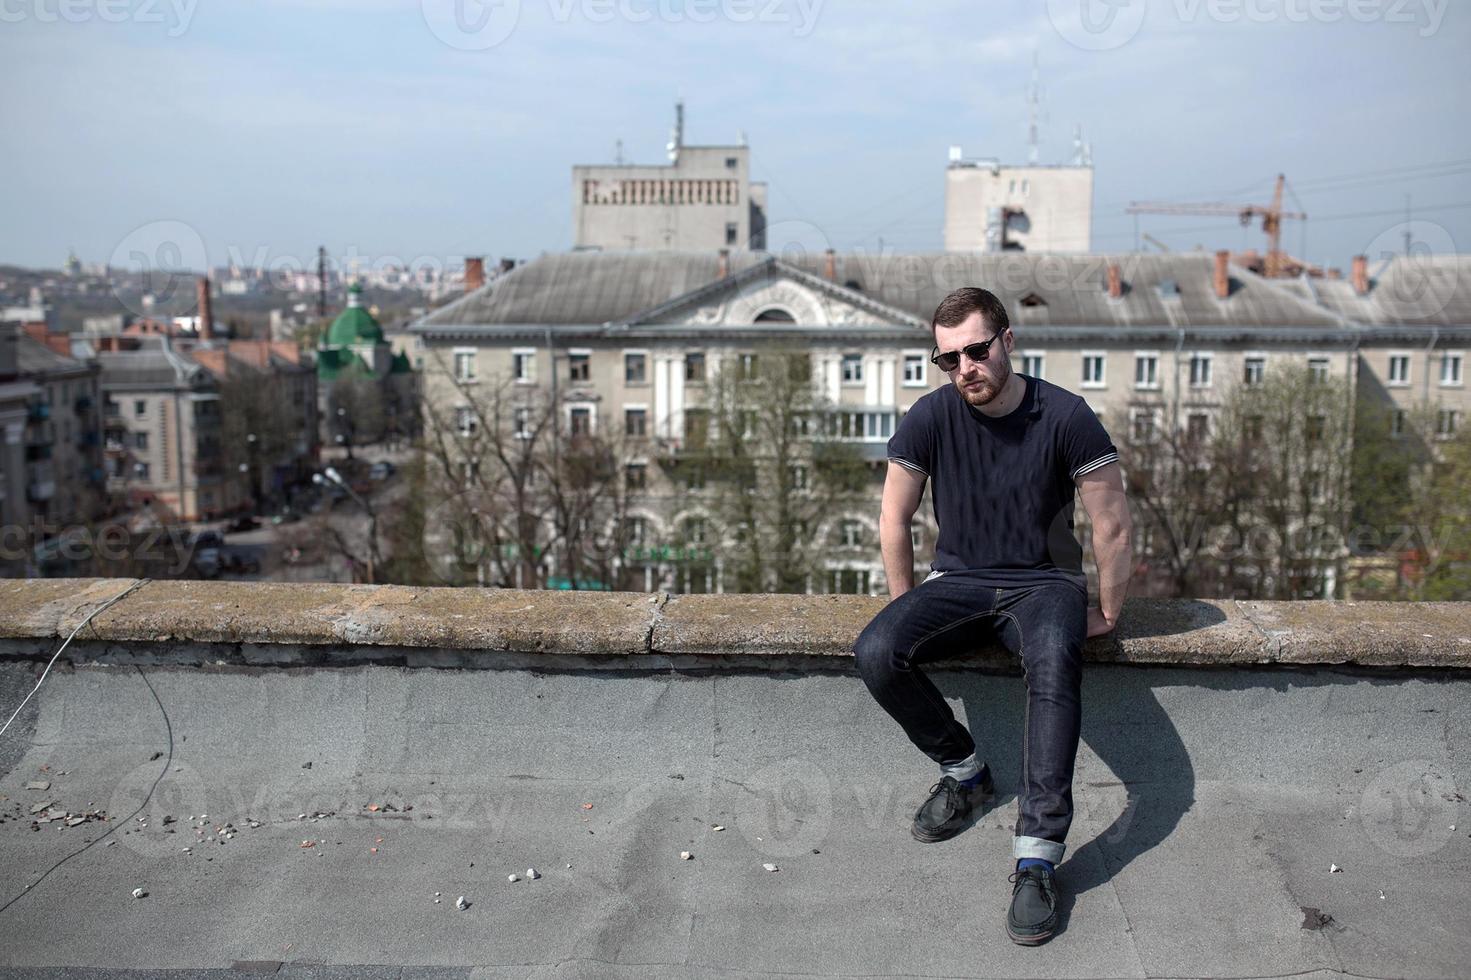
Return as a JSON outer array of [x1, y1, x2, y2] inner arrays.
[[456, 348, 1459, 393], [1386, 353, 1463, 387], [455, 349, 935, 388], [1127, 406, 1461, 443], [581, 178, 742, 207]]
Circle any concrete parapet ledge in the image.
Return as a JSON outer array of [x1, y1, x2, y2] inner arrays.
[[0, 577, 1468, 669]]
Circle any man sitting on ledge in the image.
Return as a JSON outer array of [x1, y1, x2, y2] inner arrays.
[[853, 286, 1134, 946]]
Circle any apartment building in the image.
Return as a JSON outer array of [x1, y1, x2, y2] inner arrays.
[[411, 250, 1471, 595]]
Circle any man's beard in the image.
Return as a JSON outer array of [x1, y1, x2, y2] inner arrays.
[[955, 358, 1011, 407]]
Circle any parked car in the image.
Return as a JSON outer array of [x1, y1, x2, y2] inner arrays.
[[369, 461, 396, 481], [225, 515, 261, 533]]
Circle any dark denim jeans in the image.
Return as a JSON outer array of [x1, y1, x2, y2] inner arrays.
[[853, 571, 1086, 863]]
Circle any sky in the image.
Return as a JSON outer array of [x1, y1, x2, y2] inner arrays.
[[2, 0, 1469, 276]]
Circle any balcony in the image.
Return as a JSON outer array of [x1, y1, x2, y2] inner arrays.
[[27, 480, 55, 502]]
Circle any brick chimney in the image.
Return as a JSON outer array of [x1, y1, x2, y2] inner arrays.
[[1106, 262, 1123, 299], [499, 257, 515, 275], [464, 257, 485, 294], [717, 248, 730, 278], [197, 276, 213, 335], [1351, 255, 1370, 295], [1213, 250, 1231, 300], [824, 248, 837, 282]]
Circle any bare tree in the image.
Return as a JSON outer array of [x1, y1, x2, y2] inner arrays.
[[689, 346, 869, 594]]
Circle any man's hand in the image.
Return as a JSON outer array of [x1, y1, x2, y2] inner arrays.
[[1086, 606, 1116, 638]]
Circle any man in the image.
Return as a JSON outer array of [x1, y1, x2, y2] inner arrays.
[[853, 286, 1132, 946]]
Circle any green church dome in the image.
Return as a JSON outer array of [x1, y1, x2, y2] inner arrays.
[[325, 283, 385, 347]]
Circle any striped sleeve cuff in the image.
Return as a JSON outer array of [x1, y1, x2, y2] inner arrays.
[[1071, 452, 1119, 479], [888, 456, 928, 477]]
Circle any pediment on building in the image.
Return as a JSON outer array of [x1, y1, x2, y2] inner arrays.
[[622, 257, 926, 328]]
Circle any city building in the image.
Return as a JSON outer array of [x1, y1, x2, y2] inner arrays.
[[572, 104, 767, 251], [96, 335, 226, 522], [410, 249, 1470, 597], [944, 152, 1094, 253]]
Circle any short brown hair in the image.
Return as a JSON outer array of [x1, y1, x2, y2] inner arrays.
[[931, 287, 1010, 336]]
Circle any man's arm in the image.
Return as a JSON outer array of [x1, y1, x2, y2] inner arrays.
[[1076, 461, 1133, 637], [880, 460, 927, 599]]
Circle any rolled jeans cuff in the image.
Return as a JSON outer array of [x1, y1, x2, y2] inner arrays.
[[940, 753, 981, 782], [1013, 835, 1065, 864]]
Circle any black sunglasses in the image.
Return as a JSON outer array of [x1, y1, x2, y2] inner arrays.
[[930, 327, 1007, 372]]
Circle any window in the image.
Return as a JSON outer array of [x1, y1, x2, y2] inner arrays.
[[1308, 357, 1329, 385], [1244, 415, 1264, 442], [1442, 354, 1464, 387], [685, 517, 709, 546], [686, 465, 706, 491], [1437, 410, 1459, 438], [685, 352, 706, 383], [903, 352, 926, 386], [625, 463, 646, 490], [134, 431, 148, 451], [1134, 353, 1159, 389], [104, 397, 119, 417], [134, 399, 146, 417], [514, 407, 531, 440], [568, 352, 590, 383], [1387, 355, 1410, 386], [512, 349, 535, 382], [1081, 354, 1105, 387], [788, 463, 809, 491], [910, 526, 923, 550], [1022, 352, 1045, 378], [725, 156, 739, 170], [624, 407, 647, 437], [841, 354, 864, 384], [569, 406, 592, 436], [1187, 412, 1209, 443], [1244, 356, 1265, 386], [1130, 408, 1158, 442], [684, 408, 709, 448], [134, 461, 149, 479], [453, 349, 477, 382], [1390, 409, 1407, 438], [455, 406, 477, 437], [1306, 415, 1325, 441], [839, 519, 864, 548], [1189, 354, 1213, 388], [624, 352, 647, 385], [725, 223, 738, 246], [737, 353, 759, 380], [831, 569, 871, 595], [829, 410, 895, 441], [625, 516, 648, 547]]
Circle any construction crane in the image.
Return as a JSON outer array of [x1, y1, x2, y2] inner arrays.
[[1126, 174, 1306, 278], [1141, 233, 1171, 253]]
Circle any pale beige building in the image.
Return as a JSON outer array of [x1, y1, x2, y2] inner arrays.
[[412, 250, 1471, 596], [944, 159, 1094, 253]]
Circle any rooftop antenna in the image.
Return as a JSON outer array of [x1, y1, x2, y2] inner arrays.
[[667, 99, 684, 164], [614, 138, 624, 166], [1028, 51, 1041, 166], [1071, 124, 1093, 167]]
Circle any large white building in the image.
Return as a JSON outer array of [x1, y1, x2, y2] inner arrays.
[[411, 249, 1470, 596]]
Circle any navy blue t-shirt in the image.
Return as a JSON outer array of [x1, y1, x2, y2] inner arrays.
[[886, 375, 1117, 592]]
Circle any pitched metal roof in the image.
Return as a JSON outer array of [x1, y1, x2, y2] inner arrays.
[[16, 334, 90, 376], [96, 337, 210, 391], [411, 251, 1373, 330]]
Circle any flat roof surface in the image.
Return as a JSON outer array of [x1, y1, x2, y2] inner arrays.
[[1, 660, 1468, 979]]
